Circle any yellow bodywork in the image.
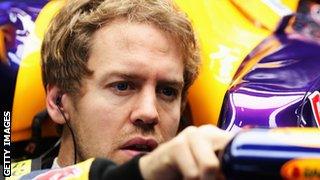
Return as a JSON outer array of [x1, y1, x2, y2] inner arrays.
[[11, 0, 66, 141], [10, 0, 298, 142], [175, 0, 298, 126]]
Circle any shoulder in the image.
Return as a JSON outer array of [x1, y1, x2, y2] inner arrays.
[[10, 159, 33, 179], [21, 158, 95, 180]]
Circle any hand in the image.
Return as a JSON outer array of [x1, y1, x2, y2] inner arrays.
[[139, 125, 234, 180]]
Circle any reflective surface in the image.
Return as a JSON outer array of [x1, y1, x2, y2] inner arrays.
[[219, 16, 320, 131]]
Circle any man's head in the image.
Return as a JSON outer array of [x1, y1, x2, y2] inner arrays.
[[42, 0, 200, 165]]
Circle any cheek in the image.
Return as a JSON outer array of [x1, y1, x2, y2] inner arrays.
[[158, 103, 181, 139], [70, 104, 127, 156], [80, 91, 129, 117], [71, 96, 130, 136]]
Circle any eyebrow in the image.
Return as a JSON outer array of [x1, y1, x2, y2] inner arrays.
[[98, 71, 184, 89], [98, 72, 141, 85], [157, 80, 184, 91]]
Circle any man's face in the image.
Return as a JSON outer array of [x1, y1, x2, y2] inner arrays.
[[65, 19, 183, 164]]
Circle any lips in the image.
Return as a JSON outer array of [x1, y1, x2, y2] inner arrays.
[[120, 137, 158, 155]]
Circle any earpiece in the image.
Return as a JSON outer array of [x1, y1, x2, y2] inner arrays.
[[56, 95, 62, 107], [55, 94, 77, 164]]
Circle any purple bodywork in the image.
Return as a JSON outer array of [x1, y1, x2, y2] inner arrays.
[[218, 16, 320, 131]]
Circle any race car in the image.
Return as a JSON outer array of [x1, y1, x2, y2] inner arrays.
[[2, 0, 320, 179], [218, 0, 320, 131]]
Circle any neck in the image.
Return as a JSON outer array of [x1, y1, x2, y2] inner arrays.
[[57, 128, 76, 167]]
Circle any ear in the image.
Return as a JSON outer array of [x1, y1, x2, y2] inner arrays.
[[46, 84, 70, 124]]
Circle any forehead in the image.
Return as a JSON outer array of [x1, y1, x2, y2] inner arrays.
[[91, 19, 181, 57], [87, 19, 183, 82]]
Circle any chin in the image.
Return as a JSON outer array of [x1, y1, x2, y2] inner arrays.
[[111, 150, 144, 165], [107, 154, 132, 165], [111, 156, 132, 165]]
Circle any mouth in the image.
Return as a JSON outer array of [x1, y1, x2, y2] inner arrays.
[[120, 137, 158, 156]]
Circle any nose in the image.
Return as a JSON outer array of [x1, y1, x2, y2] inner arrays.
[[130, 88, 159, 127]]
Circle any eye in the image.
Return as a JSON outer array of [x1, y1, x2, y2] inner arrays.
[[161, 87, 175, 96], [109, 81, 134, 94], [115, 82, 129, 91], [157, 86, 178, 101]]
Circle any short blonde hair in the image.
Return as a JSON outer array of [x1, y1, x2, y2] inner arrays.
[[42, 0, 200, 102]]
